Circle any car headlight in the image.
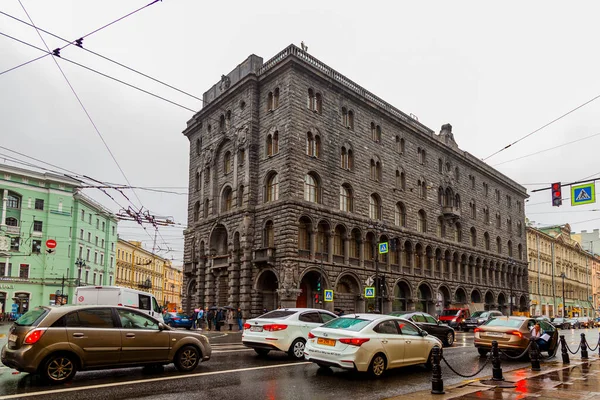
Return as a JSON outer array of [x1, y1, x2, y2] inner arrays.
[[477, 319, 485, 323]]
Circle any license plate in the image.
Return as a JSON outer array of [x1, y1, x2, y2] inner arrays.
[[317, 338, 336, 346], [182, 319, 189, 322], [8, 334, 17, 342], [250, 326, 263, 332], [486, 332, 504, 337]]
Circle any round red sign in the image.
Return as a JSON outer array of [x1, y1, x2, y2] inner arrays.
[[46, 239, 57, 249], [78, 296, 84, 302]]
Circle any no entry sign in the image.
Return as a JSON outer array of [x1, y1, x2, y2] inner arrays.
[[46, 239, 57, 249]]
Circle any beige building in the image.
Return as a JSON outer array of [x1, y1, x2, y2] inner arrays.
[[163, 262, 183, 309], [572, 231, 600, 314], [115, 239, 167, 303], [527, 224, 594, 318]]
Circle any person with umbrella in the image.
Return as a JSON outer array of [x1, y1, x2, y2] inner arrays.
[[225, 306, 235, 331], [207, 307, 216, 331]]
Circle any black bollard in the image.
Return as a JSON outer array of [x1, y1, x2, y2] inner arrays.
[[529, 338, 541, 371], [491, 340, 504, 381], [431, 346, 445, 394], [560, 335, 570, 364], [597, 337, 600, 358], [581, 333, 589, 359]]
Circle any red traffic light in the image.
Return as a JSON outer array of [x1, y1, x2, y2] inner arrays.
[[552, 183, 560, 191], [551, 182, 562, 207]]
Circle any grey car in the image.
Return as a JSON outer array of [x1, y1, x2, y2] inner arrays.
[[1, 305, 211, 383]]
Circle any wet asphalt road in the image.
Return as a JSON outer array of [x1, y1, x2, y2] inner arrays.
[[0, 324, 596, 400]]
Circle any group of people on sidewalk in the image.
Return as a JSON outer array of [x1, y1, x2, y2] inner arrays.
[[190, 307, 244, 332]]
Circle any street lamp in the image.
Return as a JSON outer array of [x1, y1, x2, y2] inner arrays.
[[561, 272, 566, 318], [508, 258, 515, 316], [368, 221, 386, 314], [75, 258, 86, 287]]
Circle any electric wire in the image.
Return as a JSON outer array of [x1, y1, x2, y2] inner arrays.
[[0, 0, 162, 76]]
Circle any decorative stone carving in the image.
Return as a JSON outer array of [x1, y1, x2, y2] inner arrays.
[[281, 261, 297, 290], [0, 235, 8, 252], [204, 147, 214, 167], [277, 261, 302, 306], [219, 74, 231, 91], [235, 125, 249, 149]]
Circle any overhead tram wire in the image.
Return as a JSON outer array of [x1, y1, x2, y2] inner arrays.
[[0, 0, 162, 76], [483, 92, 600, 161], [0, 32, 197, 113]]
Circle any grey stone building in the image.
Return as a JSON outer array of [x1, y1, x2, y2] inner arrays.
[[182, 44, 529, 318]]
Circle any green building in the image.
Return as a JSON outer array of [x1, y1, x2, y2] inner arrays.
[[0, 165, 118, 315]]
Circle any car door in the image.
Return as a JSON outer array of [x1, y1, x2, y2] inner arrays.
[[319, 311, 336, 325], [63, 308, 121, 367], [117, 308, 170, 364], [422, 314, 443, 339], [398, 320, 428, 364], [373, 319, 404, 367], [298, 312, 322, 337]]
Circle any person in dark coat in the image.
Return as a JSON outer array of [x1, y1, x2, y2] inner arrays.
[[215, 309, 223, 331], [207, 309, 214, 331], [236, 307, 244, 331]]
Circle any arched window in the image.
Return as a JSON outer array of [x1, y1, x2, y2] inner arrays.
[[369, 194, 382, 220], [340, 147, 348, 169], [193, 202, 200, 221], [484, 232, 490, 250], [265, 173, 279, 202], [264, 221, 274, 247], [483, 206, 490, 224], [306, 132, 320, 157], [496, 213, 501, 228], [370, 158, 382, 181], [221, 187, 233, 212], [438, 187, 444, 205], [348, 110, 354, 130], [298, 217, 312, 251], [333, 226, 345, 256], [219, 114, 225, 130], [341, 107, 348, 127], [196, 138, 201, 156], [7, 193, 20, 209], [496, 236, 502, 254], [340, 184, 353, 212], [454, 167, 460, 182], [507, 217, 513, 234], [203, 199, 209, 218], [238, 184, 244, 207], [226, 110, 232, 129], [418, 147, 426, 165], [418, 179, 427, 199], [398, 137, 405, 154], [417, 210, 427, 233], [437, 217, 445, 238], [315, 93, 322, 114], [371, 123, 381, 142], [517, 221, 523, 237], [455, 194, 461, 210], [507, 240, 513, 257], [518, 243, 523, 260], [396, 170, 404, 190], [395, 202, 407, 227], [455, 222, 462, 242], [304, 173, 320, 203], [223, 151, 232, 174], [5, 217, 17, 226], [347, 149, 354, 170], [400, 170, 406, 190], [267, 131, 279, 156], [470, 200, 476, 219], [438, 158, 443, 173], [470, 227, 477, 247], [349, 229, 361, 259], [194, 172, 200, 192], [307, 89, 314, 110], [205, 166, 210, 183]]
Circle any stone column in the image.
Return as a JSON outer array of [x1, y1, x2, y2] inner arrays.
[[1, 189, 7, 226], [277, 288, 302, 309], [343, 237, 350, 264], [359, 239, 364, 268], [327, 232, 333, 263]]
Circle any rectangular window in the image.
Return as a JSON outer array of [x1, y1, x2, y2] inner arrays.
[[93, 272, 97, 285], [101, 239, 105, 248], [19, 264, 29, 278], [100, 254, 104, 265], [86, 249, 90, 261], [69, 227, 72, 238], [80, 229, 84, 239], [85, 270, 89, 284], [95, 236, 99, 246], [88, 214, 92, 224], [0, 263, 12, 277], [110, 256, 114, 268], [32, 240, 41, 253], [33, 220, 43, 232], [109, 275, 113, 285], [112, 226, 115, 236], [94, 252, 98, 264], [111, 243, 115, 251], [68, 244, 71, 258], [87, 232, 91, 242], [96, 219, 99, 229], [81, 210, 85, 221], [79, 246, 83, 258], [34, 199, 44, 210], [99, 273, 103, 285], [10, 237, 19, 251], [102, 221, 105, 231]]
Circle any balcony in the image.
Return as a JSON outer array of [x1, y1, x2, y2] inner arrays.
[[5, 225, 20, 235], [254, 247, 276, 265], [442, 206, 461, 220], [211, 255, 229, 269], [183, 263, 195, 275]]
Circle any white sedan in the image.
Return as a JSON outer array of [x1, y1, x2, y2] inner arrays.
[[304, 314, 442, 377], [242, 308, 338, 360]]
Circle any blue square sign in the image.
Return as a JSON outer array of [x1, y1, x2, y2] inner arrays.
[[378, 242, 389, 254], [324, 290, 333, 302], [365, 287, 375, 298]]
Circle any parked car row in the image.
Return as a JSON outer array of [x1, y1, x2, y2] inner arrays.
[[550, 317, 595, 329]]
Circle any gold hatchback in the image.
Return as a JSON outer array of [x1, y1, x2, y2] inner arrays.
[[1, 305, 211, 383]]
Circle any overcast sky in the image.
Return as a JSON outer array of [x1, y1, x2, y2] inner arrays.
[[2, 0, 600, 263]]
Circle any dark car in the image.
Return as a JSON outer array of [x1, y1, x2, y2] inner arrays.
[[461, 310, 503, 331], [563, 318, 581, 329], [550, 317, 566, 329], [577, 317, 592, 328], [164, 312, 194, 329], [389, 311, 455, 346]]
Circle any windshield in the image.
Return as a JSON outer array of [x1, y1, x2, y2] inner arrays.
[[15, 307, 48, 327], [470, 311, 484, 318], [484, 318, 523, 328], [389, 311, 409, 317], [176, 313, 189, 318], [259, 310, 296, 319], [553, 318, 564, 322], [322, 317, 371, 332], [441, 310, 460, 317]]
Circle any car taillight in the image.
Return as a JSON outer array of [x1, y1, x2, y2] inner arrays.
[[339, 338, 370, 346], [308, 332, 316, 339], [474, 327, 482, 333], [243, 323, 251, 330], [508, 330, 523, 338], [173, 317, 180, 321], [24, 329, 46, 345], [263, 324, 288, 332]]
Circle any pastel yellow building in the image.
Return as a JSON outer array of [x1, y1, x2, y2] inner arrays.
[[115, 238, 166, 303], [163, 262, 183, 309], [527, 224, 594, 318]]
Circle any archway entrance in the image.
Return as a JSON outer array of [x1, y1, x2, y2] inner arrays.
[[186, 280, 197, 314], [485, 291, 495, 311], [498, 292, 507, 314], [297, 271, 321, 308], [416, 284, 433, 314], [335, 275, 360, 314], [13, 292, 29, 314], [471, 289, 482, 304], [455, 287, 467, 304], [257, 270, 279, 312], [519, 295, 527, 312], [392, 281, 411, 312]]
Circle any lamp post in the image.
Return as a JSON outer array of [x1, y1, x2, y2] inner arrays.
[[561, 272, 566, 318], [508, 258, 515, 316], [75, 258, 86, 287], [368, 221, 386, 314]]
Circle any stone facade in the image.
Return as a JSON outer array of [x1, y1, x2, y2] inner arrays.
[[182, 45, 529, 318]]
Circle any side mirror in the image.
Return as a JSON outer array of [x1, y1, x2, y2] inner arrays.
[[158, 322, 167, 331], [421, 330, 428, 337]]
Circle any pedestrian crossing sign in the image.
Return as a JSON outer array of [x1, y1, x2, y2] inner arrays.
[[571, 182, 595, 206], [324, 290, 333, 302], [365, 287, 375, 298], [378, 242, 389, 254]]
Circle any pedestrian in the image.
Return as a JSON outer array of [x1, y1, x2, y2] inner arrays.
[[207, 309, 214, 331], [191, 308, 199, 330], [215, 308, 223, 331], [530, 323, 550, 351], [262, 308, 268, 315], [197, 307, 204, 330], [236, 307, 244, 331]]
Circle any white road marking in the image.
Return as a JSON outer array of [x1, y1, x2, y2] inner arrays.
[[0, 362, 312, 400], [212, 349, 254, 354]]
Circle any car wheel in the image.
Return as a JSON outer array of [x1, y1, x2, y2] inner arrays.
[[174, 345, 200, 372], [444, 332, 455, 347], [477, 348, 489, 357], [424, 347, 440, 370], [368, 353, 386, 377], [41, 353, 78, 383], [254, 349, 270, 356], [288, 338, 306, 360]]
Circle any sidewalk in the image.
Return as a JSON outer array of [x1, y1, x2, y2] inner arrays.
[[387, 357, 600, 400]]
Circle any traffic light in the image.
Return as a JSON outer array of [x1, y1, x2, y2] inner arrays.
[[314, 293, 320, 304], [551, 182, 562, 207], [317, 275, 322, 292]]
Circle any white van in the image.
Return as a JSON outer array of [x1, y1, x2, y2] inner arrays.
[[74, 286, 164, 322]]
